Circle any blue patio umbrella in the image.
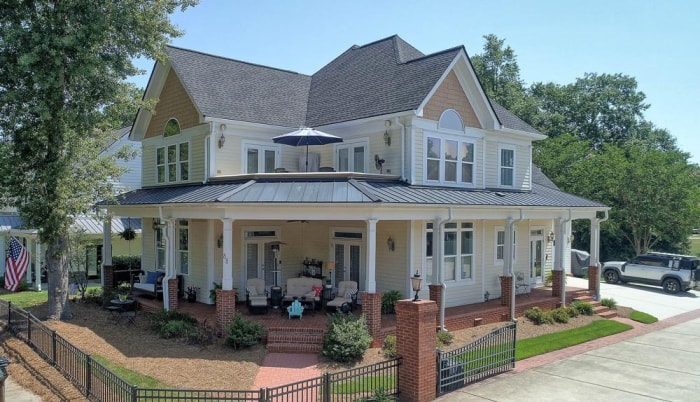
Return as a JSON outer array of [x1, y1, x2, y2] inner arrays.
[[272, 127, 343, 171]]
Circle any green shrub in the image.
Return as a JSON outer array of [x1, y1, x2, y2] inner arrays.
[[159, 320, 197, 339], [550, 307, 570, 323], [382, 335, 397, 358], [565, 305, 580, 318], [571, 300, 594, 316], [436, 329, 454, 347], [361, 387, 396, 401], [524, 307, 553, 325], [112, 255, 141, 270], [323, 312, 372, 362], [600, 297, 617, 309], [224, 313, 264, 349], [150, 309, 198, 336], [83, 287, 104, 305], [381, 290, 402, 314], [544, 271, 553, 286]]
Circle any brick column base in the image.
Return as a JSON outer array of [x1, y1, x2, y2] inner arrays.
[[429, 284, 443, 323], [588, 265, 599, 299], [361, 292, 382, 347], [216, 289, 237, 336], [167, 278, 179, 311], [103, 265, 115, 290], [552, 270, 563, 298], [499, 276, 512, 306], [396, 299, 438, 402]]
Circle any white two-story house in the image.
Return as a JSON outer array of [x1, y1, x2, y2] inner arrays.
[[106, 35, 607, 329]]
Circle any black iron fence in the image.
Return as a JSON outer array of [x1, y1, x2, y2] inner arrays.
[[0, 300, 400, 402], [436, 320, 517, 394]]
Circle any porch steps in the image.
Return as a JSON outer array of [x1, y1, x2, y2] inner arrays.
[[573, 295, 617, 319], [266, 327, 325, 354]]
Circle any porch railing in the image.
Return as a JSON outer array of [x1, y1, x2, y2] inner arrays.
[[0, 300, 399, 402]]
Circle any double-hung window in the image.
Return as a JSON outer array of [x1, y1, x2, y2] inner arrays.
[[499, 147, 514, 187], [426, 136, 474, 185], [244, 144, 279, 173], [156, 142, 189, 183], [336, 140, 367, 173], [426, 222, 474, 282], [496, 227, 516, 263]]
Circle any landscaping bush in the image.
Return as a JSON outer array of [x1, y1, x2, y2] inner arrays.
[[544, 271, 553, 286], [571, 300, 594, 316], [565, 305, 580, 318], [382, 335, 397, 358], [381, 290, 402, 314], [437, 329, 454, 347], [83, 287, 104, 305], [150, 309, 198, 336], [550, 307, 570, 323], [323, 312, 372, 362], [600, 297, 617, 309], [224, 313, 264, 349], [160, 320, 197, 339], [524, 307, 553, 325], [112, 255, 141, 270]]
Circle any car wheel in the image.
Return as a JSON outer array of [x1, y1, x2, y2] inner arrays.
[[604, 270, 619, 284], [662, 278, 680, 294]]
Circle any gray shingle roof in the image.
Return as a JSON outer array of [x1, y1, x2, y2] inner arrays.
[[111, 177, 604, 209], [163, 35, 541, 134]]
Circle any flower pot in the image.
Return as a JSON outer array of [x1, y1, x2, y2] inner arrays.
[[187, 294, 196, 302]]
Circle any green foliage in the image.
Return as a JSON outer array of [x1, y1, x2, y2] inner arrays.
[[524, 307, 553, 325], [360, 387, 396, 401], [149, 309, 198, 338], [83, 287, 104, 305], [549, 307, 570, 324], [516, 320, 633, 360], [600, 298, 617, 309], [112, 256, 141, 270], [323, 312, 372, 362], [209, 282, 222, 303], [571, 300, 594, 316], [91, 355, 169, 389], [565, 305, 580, 318], [436, 329, 454, 347], [544, 271, 553, 287], [381, 335, 397, 358], [159, 320, 197, 339], [381, 290, 402, 314], [629, 311, 658, 324], [224, 313, 264, 349]]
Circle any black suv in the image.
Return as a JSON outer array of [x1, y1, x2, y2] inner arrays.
[[602, 252, 699, 294]]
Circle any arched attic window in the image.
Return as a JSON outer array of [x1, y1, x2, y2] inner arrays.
[[163, 118, 181, 137], [438, 109, 464, 131]]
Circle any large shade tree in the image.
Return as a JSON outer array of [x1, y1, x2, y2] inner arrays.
[[0, 0, 197, 320]]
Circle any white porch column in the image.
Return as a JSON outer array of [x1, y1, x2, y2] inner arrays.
[[35, 240, 42, 291], [503, 219, 514, 277], [590, 219, 600, 267], [221, 218, 234, 290], [102, 219, 112, 288], [366, 219, 377, 293], [432, 218, 443, 285], [557, 217, 570, 306], [163, 219, 176, 310]]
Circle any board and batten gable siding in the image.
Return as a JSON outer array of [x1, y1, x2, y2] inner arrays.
[[483, 139, 531, 191], [141, 125, 207, 187], [422, 70, 481, 128], [144, 69, 200, 140]]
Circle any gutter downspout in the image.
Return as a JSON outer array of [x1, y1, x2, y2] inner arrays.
[[509, 210, 524, 321], [434, 207, 452, 331], [559, 210, 573, 307], [394, 117, 406, 181], [159, 206, 175, 311]]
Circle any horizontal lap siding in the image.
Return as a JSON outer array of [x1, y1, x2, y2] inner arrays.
[[376, 221, 409, 296]]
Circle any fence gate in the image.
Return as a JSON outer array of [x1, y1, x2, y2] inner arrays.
[[436, 321, 517, 394]]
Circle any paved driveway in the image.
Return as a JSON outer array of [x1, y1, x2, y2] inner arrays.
[[567, 276, 700, 319]]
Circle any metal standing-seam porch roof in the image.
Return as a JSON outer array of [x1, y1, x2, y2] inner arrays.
[[109, 176, 605, 209]]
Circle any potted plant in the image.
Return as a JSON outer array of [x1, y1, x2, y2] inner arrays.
[[119, 227, 137, 241], [186, 286, 198, 302], [209, 282, 222, 304]]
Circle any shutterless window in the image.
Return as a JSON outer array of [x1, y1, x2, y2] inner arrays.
[[496, 228, 516, 262], [157, 142, 189, 183], [155, 227, 165, 271], [426, 137, 474, 184], [245, 145, 278, 173], [337, 144, 366, 173], [178, 220, 189, 275], [500, 148, 514, 186]]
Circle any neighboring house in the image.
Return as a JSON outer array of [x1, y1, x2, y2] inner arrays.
[[1, 127, 143, 286], [106, 35, 608, 323]]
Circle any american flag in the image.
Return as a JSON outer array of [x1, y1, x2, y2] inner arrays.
[[5, 236, 29, 292]]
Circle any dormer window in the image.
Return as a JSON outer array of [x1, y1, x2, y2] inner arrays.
[[438, 109, 464, 132], [163, 118, 181, 137], [499, 146, 515, 187], [425, 136, 474, 185]]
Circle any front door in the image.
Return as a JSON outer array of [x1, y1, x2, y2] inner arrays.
[[530, 230, 544, 285], [333, 242, 362, 289], [245, 241, 278, 287]]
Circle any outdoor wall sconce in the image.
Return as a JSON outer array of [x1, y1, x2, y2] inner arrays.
[[484, 291, 490, 302], [411, 270, 422, 302], [217, 234, 223, 248], [383, 120, 392, 147], [387, 236, 395, 252], [547, 231, 555, 243], [218, 124, 226, 148]]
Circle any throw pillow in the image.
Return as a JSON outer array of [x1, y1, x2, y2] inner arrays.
[[246, 286, 257, 296], [146, 271, 161, 284], [311, 286, 323, 297]]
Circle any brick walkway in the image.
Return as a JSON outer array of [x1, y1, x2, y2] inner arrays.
[[252, 353, 323, 389]]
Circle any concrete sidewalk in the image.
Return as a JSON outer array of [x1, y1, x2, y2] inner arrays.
[[5, 377, 43, 401]]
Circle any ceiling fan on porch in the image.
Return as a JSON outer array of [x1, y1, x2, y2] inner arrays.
[[374, 154, 385, 174], [286, 220, 309, 223]]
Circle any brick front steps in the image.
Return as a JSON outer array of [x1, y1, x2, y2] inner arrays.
[[266, 327, 325, 354], [573, 295, 618, 319]]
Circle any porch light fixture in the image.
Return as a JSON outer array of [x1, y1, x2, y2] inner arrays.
[[383, 120, 392, 147], [217, 234, 223, 248], [387, 236, 395, 252], [547, 231, 555, 243], [411, 270, 422, 302], [218, 124, 226, 148]]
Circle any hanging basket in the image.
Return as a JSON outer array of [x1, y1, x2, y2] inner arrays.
[[119, 227, 137, 241]]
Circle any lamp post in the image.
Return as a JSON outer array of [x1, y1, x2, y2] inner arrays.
[[411, 271, 422, 302]]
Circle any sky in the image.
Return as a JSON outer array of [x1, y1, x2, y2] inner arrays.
[[129, 0, 700, 164]]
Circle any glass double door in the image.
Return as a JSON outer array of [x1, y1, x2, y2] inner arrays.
[[530, 232, 544, 285], [245, 241, 279, 287], [333, 242, 361, 288]]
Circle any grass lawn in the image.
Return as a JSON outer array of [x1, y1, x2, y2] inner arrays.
[[516, 320, 633, 360], [92, 355, 169, 389], [0, 285, 100, 309]]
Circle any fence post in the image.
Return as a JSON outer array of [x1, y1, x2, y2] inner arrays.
[[52, 330, 57, 364], [323, 372, 331, 401], [259, 387, 267, 402], [26, 314, 31, 341], [131, 385, 138, 402], [85, 355, 92, 398]]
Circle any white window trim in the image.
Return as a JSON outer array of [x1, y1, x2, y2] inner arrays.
[[241, 141, 281, 174], [156, 141, 190, 184], [498, 145, 515, 188], [424, 132, 476, 187], [425, 222, 475, 284], [495, 226, 517, 265], [334, 138, 369, 173], [177, 220, 190, 275], [155, 226, 165, 271]]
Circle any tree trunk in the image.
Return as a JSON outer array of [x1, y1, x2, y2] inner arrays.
[[46, 237, 73, 320]]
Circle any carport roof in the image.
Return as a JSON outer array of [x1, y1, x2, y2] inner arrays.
[[109, 177, 606, 208]]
